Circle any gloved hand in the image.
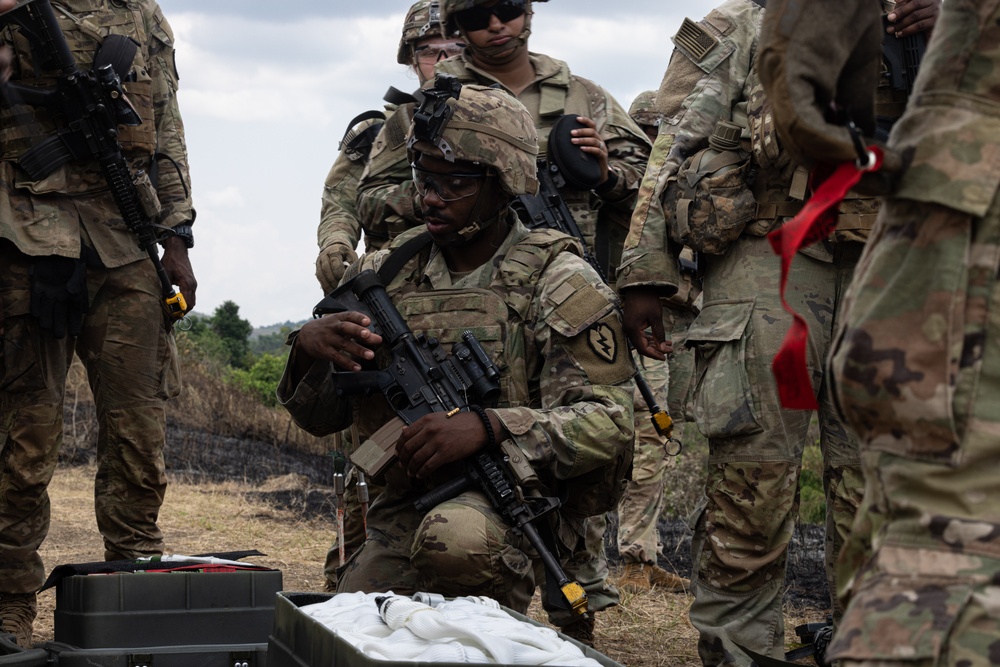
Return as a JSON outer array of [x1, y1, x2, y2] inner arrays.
[[758, 0, 885, 169], [315, 241, 358, 294], [29, 255, 88, 339]]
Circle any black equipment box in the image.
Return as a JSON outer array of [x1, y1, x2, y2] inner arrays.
[[54, 569, 282, 648]]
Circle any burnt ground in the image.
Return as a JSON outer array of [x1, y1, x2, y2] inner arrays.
[[61, 419, 831, 613]]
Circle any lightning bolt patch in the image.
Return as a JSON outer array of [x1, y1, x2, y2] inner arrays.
[[588, 322, 617, 363]]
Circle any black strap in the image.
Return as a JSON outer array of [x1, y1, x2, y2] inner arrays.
[[383, 85, 420, 106], [377, 232, 433, 285], [340, 109, 386, 142], [312, 232, 433, 316]]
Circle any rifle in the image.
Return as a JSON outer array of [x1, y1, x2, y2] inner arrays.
[[319, 268, 588, 618], [1, 0, 187, 319], [877, 16, 927, 140], [512, 140, 679, 449]]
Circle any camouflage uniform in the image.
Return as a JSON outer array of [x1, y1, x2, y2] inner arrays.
[[615, 91, 701, 588], [617, 1, 875, 663], [315, 115, 382, 294], [279, 219, 636, 614], [817, 1, 1000, 664], [0, 0, 193, 642], [356, 34, 650, 629]]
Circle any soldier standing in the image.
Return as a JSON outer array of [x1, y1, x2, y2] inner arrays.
[[760, 0, 1000, 665], [617, 1, 934, 665], [279, 80, 635, 619], [614, 89, 695, 595], [0, 0, 196, 647]]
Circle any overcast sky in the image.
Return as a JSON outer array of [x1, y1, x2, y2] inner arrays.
[[160, 0, 720, 327]]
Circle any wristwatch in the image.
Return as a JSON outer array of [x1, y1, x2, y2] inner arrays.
[[171, 224, 194, 249]]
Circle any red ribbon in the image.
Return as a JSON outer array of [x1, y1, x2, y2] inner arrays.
[[767, 147, 883, 410]]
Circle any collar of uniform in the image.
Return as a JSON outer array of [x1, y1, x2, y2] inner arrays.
[[421, 212, 527, 290], [438, 51, 570, 95]]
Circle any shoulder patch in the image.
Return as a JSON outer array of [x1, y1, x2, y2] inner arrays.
[[588, 321, 619, 364], [674, 17, 719, 63], [566, 312, 635, 386]]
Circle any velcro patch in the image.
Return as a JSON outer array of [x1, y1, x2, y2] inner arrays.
[[674, 17, 719, 63]]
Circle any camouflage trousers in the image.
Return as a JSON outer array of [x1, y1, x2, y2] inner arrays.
[[544, 513, 619, 628], [618, 351, 672, 565], [0, 241, 177, 593], [827, 195, 1000, 666], [336, 469, 598, 617], [336, 481, 536, 611], [684, 235, 865, 667], [663, 298, 699, 423]]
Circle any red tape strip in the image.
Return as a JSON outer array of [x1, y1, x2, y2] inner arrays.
[[767, 148, 883, 410]]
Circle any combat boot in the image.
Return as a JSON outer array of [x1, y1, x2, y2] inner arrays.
[[617, 562, 651, 593], [0, 592, 36, 648], [559, 614, 595, 648], [647, 564, 689, 592]]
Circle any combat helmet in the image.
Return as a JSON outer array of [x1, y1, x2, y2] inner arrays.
[[397, 0, 452, 65], [628, 90, 661, 134], [408, 74, 538, 197]]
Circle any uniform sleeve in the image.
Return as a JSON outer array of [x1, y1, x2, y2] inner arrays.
[[146, 2, 194, 230], [318, 151, 364, 251], [618, 1, 759, 292], [356, 105, 422, 248], [491, 253, 636, 481], [590, 81, 651, 215]]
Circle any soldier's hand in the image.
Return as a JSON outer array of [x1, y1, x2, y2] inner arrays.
[[758, 0, 884, 168], [161, 236, 197, 312], [294, 312, 381, 373], [396, 410, 504, 479], [622, 288, 670, 360], [0, 0, 16, 14], [571, 116, 610, 186], [316, 241, 358, 295], [886, 0, 940, 39]]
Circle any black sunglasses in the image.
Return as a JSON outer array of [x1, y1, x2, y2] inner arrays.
[[454, 0, 527, 32]]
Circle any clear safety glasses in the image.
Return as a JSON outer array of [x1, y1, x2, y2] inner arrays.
[[411, 163, 489, 202]]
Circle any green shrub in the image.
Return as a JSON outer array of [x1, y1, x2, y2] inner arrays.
[[798, 444, 826, 525], [228, 352, 287, 407]]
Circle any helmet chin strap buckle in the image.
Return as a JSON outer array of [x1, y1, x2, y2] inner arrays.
[[456, 221, 482, 240]]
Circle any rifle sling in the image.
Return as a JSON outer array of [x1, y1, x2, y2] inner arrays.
[[377, 231, 434, 285]]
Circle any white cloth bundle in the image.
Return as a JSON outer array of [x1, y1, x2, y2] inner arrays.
[[301, 592, 603, 666]]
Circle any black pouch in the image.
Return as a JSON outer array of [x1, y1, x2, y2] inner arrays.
[[29, 255, 89, 339]]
